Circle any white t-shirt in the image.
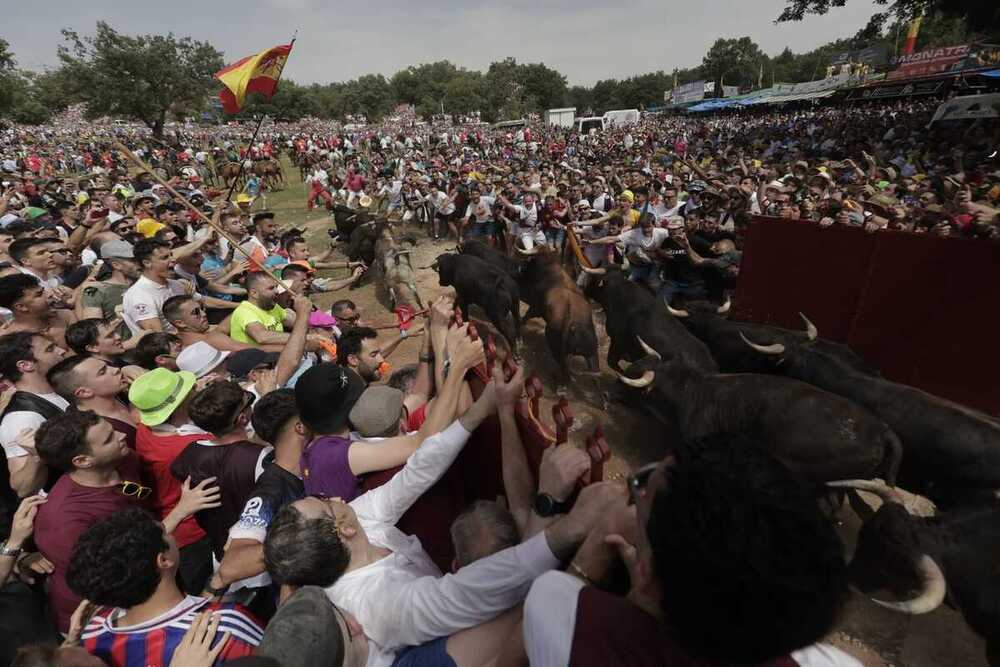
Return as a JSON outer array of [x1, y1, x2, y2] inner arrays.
[[122, 275, 190, 336], [619, 227, 669, 251], [426, 191, 454, 215], [514, 203, 539, 228], [464, 196, 495, 223], [1, 392, 70, 457]]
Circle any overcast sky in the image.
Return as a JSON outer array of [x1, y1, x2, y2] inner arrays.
[[6, 0, 883, 86]]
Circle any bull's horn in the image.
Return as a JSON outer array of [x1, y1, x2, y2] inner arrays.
[[739, 332, 785, 355], [616, 370, 655, 388], [636, 336, 662, 361], [871, 555, 946, 615], [826, 479, 904, 506], [516, 245, 540, 255], [717, 299, 731, 315], [800, 312, 818, 341], [581, 265, 606, 275], [665, 303, 690, 318]]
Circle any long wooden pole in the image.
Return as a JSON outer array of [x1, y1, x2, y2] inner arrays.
[[111, 141, 297, 296]]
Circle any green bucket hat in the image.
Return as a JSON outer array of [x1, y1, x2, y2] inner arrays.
[[128, 367, 197, 426]]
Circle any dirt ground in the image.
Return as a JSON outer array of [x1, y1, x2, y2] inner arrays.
[[267, 167, 984, 667]]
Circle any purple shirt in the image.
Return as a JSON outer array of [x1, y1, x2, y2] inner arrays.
[[301, 435, 361, 501]]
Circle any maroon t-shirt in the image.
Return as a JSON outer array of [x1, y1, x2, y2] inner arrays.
[[33, 451, 148, 633], [569, 586, 799, 667], [170, 440, 270, 560]]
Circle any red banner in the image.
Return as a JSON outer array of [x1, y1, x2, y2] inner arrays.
[[733, 218, 1000, 416], [887, 44, 969, 80]]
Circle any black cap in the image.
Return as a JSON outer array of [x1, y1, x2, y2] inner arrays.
[[295, 363, 365, 434], [226, 349, 280, 379]]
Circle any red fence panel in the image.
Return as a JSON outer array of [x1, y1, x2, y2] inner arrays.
[[734, 217, 1000, 415]]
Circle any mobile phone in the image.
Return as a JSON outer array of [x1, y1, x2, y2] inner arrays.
[[92, 209, 110, 219]]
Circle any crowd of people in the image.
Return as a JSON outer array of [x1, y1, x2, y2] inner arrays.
[[0, 93, 995, 666]]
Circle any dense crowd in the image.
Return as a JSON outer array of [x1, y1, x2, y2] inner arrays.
[[0, 95, 995, 666]]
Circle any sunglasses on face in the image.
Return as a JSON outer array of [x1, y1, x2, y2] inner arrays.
[[120, 480, 152, 500], [627, 462, 659, 505]]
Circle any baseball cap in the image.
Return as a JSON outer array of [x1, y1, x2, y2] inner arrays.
[[177, 341, 230, 378], [226, 349, 280, 380], [100, 240, 134, 260], [295, 363, 366, 434], [255, 587, 344, 667], [136, 218, 165, 238], [128, 367, 197, 426], [348, 385, 405, 438], [308, 311, 338, 328]]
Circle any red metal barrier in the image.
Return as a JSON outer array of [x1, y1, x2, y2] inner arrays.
[[734, 217, 1000, 415]]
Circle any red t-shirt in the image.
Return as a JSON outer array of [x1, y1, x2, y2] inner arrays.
[[134, 425, 207, 549], [34, 451, 149, 633]]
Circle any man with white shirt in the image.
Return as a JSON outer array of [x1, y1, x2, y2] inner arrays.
[[498, 191, 545, 250], [458, 187, 495, 241], [263, 380, 621, 667], [0, 332, 68, 496], [121, 238, 197, 336], [523, 433, 860, 667]]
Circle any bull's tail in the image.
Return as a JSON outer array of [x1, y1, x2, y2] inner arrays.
[[880, 429, 903, 488]]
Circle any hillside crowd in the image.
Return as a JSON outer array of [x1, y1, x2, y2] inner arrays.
[[0, 95, 994, 666]]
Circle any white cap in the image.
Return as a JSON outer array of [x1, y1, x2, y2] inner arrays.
[[176, 341, 230, 378]]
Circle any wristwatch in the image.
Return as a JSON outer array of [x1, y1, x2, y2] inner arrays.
[[532, 493, 570, 518], [0, 541, 23, 558]]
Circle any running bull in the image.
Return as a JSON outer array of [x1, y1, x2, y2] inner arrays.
[[668, 302, 878, 376], [432, 253, 520, 346], [516, 246, 599, 379], [829, 479, 1000, 666], [737, 320, 1000, 504], [581, 266, 717, 373], [617, 341, 902, 485]]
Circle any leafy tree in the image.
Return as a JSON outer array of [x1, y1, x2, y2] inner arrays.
[[0, 39, 18, 117], [776, 0, 999, 38], [238, 80, 321, 121], [56, 22, 224, 137], [567, 85, 594, 115], [590, 79, 620, 114], [702, 37, 764, 94], [443, 72, 485, 114]]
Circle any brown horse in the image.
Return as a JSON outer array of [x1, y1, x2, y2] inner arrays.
[[252, 158, 284, 191]]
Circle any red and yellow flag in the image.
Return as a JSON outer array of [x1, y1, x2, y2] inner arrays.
[[214, 43, 293, 114], [902, 15, 923, 56]]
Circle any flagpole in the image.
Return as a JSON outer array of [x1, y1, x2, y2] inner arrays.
[[111, 141, 299, 297], [222, 31, 298, 205], [223, 113, 268, 204]]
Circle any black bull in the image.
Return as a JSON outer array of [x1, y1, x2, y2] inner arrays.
[[829, 479, 1000, 666], [618, 354, 902, 485], [433, 253, 520, 345], [582, 268, 717, 373], [722, 316, 1000, 504], [459, 241, 599, 378]]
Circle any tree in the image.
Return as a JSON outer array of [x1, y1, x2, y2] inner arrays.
[[443, 72, 485, 114], [701, 37, 765, 94], [238, 80, 320, 121], [56, 22, 224, 137], [776, 0, 999, 38], [0, 39, 18, 117]]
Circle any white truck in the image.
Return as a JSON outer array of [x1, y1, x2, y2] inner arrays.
[[575, 109, 641, 133], [602, 108, 640, 128], [543, 107, 577, 128]]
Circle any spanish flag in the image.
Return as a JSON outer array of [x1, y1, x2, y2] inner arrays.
[[902, 15, 923, 56], [215, 43, 293, 114]]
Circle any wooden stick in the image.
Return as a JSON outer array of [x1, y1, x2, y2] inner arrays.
[[111, 141, 297, 297]]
